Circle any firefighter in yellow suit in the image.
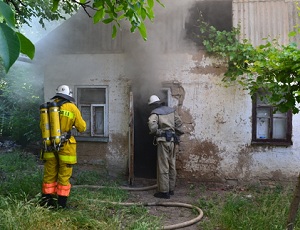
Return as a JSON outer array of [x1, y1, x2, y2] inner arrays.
[[40, 85, 86, 208]]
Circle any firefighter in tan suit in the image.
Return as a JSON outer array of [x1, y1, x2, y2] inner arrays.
[[40, 85, 86, 208], [148, 95, 184, 199]]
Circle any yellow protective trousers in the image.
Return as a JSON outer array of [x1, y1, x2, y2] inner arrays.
[[42, 151, 73, 197]]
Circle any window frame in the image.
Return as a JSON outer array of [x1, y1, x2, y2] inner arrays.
[[74, 85, 109, 142], [251, 93, 292, 146]]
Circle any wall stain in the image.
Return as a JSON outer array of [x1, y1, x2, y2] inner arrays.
[[234, 145, 254, 181], [177, 139, 223, 182]]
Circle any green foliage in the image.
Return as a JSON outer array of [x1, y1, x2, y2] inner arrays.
[[0, 62, 43, 146], [0, 1, 35, 72], [69, 0, 164, 40], [5, 0, 78, 29], [197, 17, 300, 114]]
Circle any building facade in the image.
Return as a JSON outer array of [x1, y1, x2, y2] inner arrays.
[[36, 0, 300, 185]]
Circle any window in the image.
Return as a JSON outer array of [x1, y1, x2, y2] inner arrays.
[[158, 88, 171, 106], [252, 91, 292, 146], [75, 86, 108, 142]]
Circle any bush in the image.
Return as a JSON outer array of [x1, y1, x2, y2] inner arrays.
[[0, 61, 43, 147]]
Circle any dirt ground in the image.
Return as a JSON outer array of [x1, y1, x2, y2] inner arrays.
[[124, 178, 228, 230]]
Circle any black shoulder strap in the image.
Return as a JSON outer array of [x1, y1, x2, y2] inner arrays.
[[56, 99, 69, 107]]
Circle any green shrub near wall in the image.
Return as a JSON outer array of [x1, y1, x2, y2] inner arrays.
[[0, 60, 43, 147]]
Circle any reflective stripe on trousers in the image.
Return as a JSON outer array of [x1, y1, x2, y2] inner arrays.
[[57, 183, 71, 196], [42, 182, 57, 194]]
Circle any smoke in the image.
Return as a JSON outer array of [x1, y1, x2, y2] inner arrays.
[[31, 0, 198, 104], [122, 0, 195, 105]]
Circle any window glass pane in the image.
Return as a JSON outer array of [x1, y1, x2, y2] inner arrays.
[[93, 106, 104, 136], [256, 108, 270, 139], [81, 106, 91, 136], [273, 110, 287, 118], [78, 88, 106, 104], [257, 108, 270, 118], [256, 117, 270, 139], [273, 118, 287, 139]]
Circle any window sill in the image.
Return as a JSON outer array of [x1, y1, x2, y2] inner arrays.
[[251, 140, 292, 146], [75, 136, 109, 143]]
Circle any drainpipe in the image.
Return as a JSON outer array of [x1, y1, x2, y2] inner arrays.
[[128, 91, 134, 185]]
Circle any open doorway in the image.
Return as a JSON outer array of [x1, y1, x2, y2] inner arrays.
[[133, 88, 171, 179]]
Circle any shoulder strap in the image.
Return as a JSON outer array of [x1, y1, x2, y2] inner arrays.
[[151, 106, 175, 115], [56, 99, 69, 107]]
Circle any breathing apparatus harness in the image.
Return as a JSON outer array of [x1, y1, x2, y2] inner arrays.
[[151, 106, 180, 146], [40, 99, 72, 153]]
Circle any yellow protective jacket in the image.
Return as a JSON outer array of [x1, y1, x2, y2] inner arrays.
[[41, 99, 86, 164], [58, 99, 86, 164]]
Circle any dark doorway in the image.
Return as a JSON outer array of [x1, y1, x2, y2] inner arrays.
[[133, 89, 170, 179]]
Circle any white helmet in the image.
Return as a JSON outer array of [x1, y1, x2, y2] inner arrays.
[[56, 85, 73, 97], [51, 84, 75, 102], [148, 95, 160, 105]]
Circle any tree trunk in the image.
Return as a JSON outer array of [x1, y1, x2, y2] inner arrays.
[[287, 173, 300, 230]]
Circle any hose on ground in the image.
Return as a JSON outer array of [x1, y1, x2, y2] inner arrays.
[[74, 184, 158, 191], [73, 184, 204, 229]]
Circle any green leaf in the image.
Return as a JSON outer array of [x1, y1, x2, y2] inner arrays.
[[0, 1, 15, 28], [0, 23, 20, 72], [148, 0, 154, 8], [112, 24, 117, 39], [288, 31, 297, 37], [138, 21, 147, 41], [102, 18, 114, 24], [146, 7, 154, 20], [155, 0, 165, 7], [16, 32, 35, 60], [141, 8, 147, 20], [105, 0, 113, 9], [94, 8, 105, 23], [52, 0, 60, 12]]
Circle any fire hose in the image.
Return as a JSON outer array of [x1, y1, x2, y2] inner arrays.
[[73, 184, 204, 229]]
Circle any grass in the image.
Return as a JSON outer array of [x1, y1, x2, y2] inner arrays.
[[1, 150, 300, 229], [197, 185, 300, 230], [0, 150, 161, 230]]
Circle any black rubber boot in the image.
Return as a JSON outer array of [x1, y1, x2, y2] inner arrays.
[[154, 192, 170, 199], [40, 194, 55, 207], [57, 195, 68, 209]]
